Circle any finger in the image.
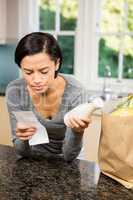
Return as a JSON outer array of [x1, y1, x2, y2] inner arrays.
[[64, 116, 74, 128], [71, 116, 85, 126], [16, 124, 37, 132], [65, 120, 74, 128], [79, 117, 92, 123], [69, 117, 80, 128], [16, 131, 35, 137], [27, 128, 37, 131], [72, 127, 84, 133], [17, 122, 36, 130], [72, 117, 90, 128], [17, 127, 36, 131], [17, 128, 36, 134]]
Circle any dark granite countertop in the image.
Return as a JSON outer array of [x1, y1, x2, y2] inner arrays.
[[0, 145, 133, 200]]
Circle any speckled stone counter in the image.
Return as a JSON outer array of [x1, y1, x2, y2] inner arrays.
[[0, 145, 133, 200]]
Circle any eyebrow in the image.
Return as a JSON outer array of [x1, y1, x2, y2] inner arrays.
[[23, 67, 50, 72]]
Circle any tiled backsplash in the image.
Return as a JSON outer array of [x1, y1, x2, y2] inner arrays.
[[0, 44, 19, 95]]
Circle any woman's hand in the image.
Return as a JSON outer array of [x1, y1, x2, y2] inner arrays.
[[64, 115, 91, 134], [16, 122, 37, 141]]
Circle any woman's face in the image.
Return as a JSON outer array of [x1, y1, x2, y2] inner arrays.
[[21, 52, 59, 94]]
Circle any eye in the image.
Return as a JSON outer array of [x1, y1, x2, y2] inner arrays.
[[25, 72, 32, 75], [41, 71, 49, 75]]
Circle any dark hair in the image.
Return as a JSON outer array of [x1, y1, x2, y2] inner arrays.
[[15, 32, 63, 78]]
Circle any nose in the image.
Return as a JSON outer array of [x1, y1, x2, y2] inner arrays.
[[32, 73, 42, 85]]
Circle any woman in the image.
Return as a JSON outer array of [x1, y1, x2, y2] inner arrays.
[[6, 32, 91, 161]]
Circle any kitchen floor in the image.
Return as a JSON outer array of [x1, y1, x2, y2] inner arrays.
[[0, 96, 101, 162], [0, 97, 12, 146]]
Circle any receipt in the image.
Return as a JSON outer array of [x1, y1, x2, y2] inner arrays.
[[13, 111, 49, 145]]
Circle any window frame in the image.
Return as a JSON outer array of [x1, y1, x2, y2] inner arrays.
[[39, 0, 76, 50], [75, 0, 133, 94]]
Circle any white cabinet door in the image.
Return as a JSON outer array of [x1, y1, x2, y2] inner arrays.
[[0, 0, 6, 44], [0, 0, 18, 44], [6, 0, 19, 43], [83, 115, 101, 162], [0, 0, 39, 44]]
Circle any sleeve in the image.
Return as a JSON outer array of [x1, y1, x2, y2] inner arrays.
[[62, 87, 90, 162], [6, 82, 31, 159]]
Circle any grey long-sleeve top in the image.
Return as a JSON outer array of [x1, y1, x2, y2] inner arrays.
[[6, 74, 90, 161]]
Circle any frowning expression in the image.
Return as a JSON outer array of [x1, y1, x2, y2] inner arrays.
[[21, 52, 59, 94]]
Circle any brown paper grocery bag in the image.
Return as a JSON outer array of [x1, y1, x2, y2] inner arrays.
[[98, 113, 133, 188]]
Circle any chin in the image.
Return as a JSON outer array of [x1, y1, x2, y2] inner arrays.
[[34, 90, 45, 94], [33, 88, 48, 94], [33, 86, 48, 94]]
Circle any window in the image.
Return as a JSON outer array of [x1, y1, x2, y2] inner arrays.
[[75, 0, 133, 93], [39, 0, 78, 74], [98, 0, 133, 81]]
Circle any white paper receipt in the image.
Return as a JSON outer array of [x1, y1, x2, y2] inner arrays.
[[13, 111, 49, 146]]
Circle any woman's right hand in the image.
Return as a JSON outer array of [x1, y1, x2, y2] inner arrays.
[[16, 122, 37, 141]]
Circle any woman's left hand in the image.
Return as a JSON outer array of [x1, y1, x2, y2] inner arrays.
[[64, 116, 91, 134]]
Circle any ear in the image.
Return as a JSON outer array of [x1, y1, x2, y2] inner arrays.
[[55, 59, 60, 71]]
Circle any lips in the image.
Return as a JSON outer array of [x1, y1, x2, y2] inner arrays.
[[32, 85, 44, 90], [32, 85, 43, 88], [33, 87, 43, 90]]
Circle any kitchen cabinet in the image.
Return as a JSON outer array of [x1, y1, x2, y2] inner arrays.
[[0, 97, 12, 145], [0, 0, 19, 44], [0, 0, 6, 43], [6, 0, 19, 43], [83, 114, 101, 162], [0, 0, 39, 44]]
